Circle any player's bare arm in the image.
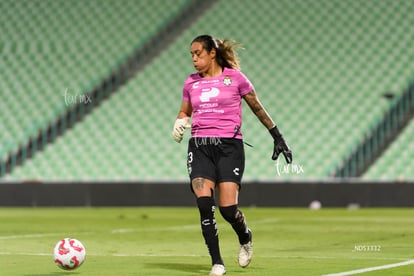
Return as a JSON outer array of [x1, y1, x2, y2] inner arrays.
[[243, 90, 275, 130], [176, 100, 193, 118], [243, 90, 292, 163]]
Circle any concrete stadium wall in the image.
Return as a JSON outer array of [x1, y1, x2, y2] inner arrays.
[[0, 180, 413, 207]]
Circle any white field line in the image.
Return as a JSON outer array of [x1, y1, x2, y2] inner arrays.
[[322, 259, 414, 276], [0, 251, 410, 263], [110, 218, 279, 234], [0, 232, 94, 240], [0, 218, 279, 239], [111, 224, 199, 234], [0, 252, 52, 256], [0, 233, 66, 240]]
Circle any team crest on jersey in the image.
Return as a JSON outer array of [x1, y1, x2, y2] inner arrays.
[[223, 76, 232, 86]]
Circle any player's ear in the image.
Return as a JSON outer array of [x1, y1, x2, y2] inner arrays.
[[209, 48, 216, 59]]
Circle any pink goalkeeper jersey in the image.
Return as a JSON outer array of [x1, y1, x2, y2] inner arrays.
[[182, 67, 254, 139]]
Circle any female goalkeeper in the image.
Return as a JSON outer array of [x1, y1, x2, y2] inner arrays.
[[172, 34, 292, 276]]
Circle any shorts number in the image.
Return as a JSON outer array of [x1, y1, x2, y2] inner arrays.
[[188, 152, 193, 163]]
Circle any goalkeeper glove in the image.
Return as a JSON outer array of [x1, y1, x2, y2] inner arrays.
[[172, 117, 191, 143], [269, 126, 292, 164]]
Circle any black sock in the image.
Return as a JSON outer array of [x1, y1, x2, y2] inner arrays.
[[197, 197, 223, 265], [219, 205, 251, 245]]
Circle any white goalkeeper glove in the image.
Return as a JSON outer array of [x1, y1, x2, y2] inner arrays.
[[172, 117, 191, 143]]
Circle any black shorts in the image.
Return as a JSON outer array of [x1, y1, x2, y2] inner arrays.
[[187, 137, 245, 185]]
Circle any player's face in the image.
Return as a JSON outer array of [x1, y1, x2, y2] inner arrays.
[[190, 42, 214, 74]]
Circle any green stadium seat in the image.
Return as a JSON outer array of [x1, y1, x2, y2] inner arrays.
[[363, 118, 414, 180], [0, 0, 190, 162], [3, 0, 414, 181]]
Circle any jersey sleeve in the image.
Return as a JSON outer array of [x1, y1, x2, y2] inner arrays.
[[182, 86, 190, 102], [182, 77, 192, 102], [237, 71, 255, 96]]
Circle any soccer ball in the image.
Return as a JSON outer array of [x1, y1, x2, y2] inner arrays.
[[53, 238, 86, 270], [309, 200, 322, 210]]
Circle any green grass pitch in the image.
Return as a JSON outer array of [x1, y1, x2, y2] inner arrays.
[[0, 207, 413, 275]]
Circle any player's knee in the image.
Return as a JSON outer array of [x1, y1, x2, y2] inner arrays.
[[219, 205, 239, 223]]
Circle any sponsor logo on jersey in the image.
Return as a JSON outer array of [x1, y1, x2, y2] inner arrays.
[[199, 87, 220, 102]]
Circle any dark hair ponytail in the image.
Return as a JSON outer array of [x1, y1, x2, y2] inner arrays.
[[191, 34, 241, 70]]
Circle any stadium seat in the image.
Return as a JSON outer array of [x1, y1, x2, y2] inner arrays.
[[0, 0, 190, 164], [363, 119, 414, 180], [3, 0, 414, 181]]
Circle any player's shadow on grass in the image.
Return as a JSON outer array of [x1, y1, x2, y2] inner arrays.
[[146, 262, 208, 274]]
